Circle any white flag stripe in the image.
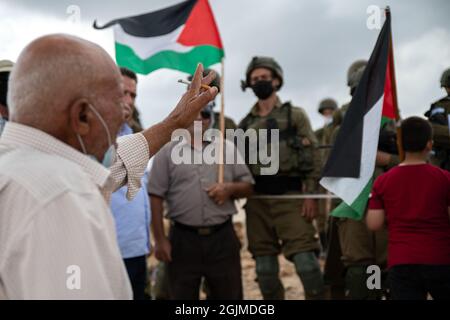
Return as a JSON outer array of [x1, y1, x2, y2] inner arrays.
[[320, 95, 384, 205], [114, 24, 193, 60]]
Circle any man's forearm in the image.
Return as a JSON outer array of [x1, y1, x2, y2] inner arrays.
[[150, 195, 167, 241], [225, 182, 253, 199]]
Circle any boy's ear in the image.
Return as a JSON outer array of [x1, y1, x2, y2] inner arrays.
[[426, 140, 433, 151]]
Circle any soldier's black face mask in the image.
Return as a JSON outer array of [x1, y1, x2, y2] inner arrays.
[[251, 80, 275, 100]]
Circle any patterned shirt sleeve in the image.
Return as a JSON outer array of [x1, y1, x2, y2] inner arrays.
[[109, 133, 150, 200]]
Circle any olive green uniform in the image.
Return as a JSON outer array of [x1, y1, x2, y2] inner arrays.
[[314, 127, 327, 242], [240, 97, 324, 299], [212, 112, 237, 131], [426, 96, 450, 171], [314, 98, 338, 246]]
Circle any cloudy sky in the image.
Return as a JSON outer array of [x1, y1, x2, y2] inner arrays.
[[1, 0, 449, 130]]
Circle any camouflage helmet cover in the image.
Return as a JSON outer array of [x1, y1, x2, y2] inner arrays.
[[241, 56, 283, 91], [348, 65, 366, 89], [0, 60, 14, 73], [318, 98, 338, 114], [347, 60, 367, 87], [440, 68, 450, 88]]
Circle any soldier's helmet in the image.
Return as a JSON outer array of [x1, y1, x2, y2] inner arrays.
[[188, 68, 221, 92], [0, 60, 14, 74], [241, 56, 283, 91], [318, 98, 338, 114], [440, 68, 450, 88], [0, 60, 14, 108], [347, 60, 367, 88], [348, 66, 366, 90]]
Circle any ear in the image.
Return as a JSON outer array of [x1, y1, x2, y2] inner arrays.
[[273, 77, 281, 89], [69, 98, 91, 136], [426, 140, 433, 150]]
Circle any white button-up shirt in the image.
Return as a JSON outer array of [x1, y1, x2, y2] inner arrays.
[[0, 122, 149, 299]]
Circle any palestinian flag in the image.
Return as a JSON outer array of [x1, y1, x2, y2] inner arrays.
[[319, 11, 398, 220], [94, 0, 224, 74]]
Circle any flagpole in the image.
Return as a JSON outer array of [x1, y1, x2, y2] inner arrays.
[[218, 58, 225, 183], [385, 6, 404, 161]]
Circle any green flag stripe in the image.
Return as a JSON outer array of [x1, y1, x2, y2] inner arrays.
[[115, 42, 224, 75], [381, 115, 395, 128], [330, 178, 374, 220]]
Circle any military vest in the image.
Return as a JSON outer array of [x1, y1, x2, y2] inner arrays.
[[239, 102, 314, 178], [425, 96, 450, 170]]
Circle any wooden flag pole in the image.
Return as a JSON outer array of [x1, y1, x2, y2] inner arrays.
[[218, 58, 225, 183], [385, 7, 404, 162]]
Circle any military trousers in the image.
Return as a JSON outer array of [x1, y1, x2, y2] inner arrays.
[[245, 197, 320, 259]]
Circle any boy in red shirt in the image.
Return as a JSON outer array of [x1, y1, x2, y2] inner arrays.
[[367, 116, 450, 300]]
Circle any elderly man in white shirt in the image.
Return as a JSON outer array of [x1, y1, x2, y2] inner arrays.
[[0, 34, 217, 299]]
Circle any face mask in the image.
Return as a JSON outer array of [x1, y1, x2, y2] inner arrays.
[[323, 115, 333, 126], [251, 80, 275, 100], [76, 104, 116, 168]]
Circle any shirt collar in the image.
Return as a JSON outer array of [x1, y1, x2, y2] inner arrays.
[[1, 122, 111, 188], [249, 96, 284, 116]]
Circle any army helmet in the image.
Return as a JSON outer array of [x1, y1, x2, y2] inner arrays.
[[0, 60, 14, 73], [188, 68, 221, 92], [347, 60, 367, 88], [348, 66, 366, 90], [440, 68, 450, 88], [0, 60, 14, 109], [318, 98, 338, 114], [241, 56, 283, 91]]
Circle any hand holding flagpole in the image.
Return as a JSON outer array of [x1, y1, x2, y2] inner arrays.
[[218, 58, 225, 183]]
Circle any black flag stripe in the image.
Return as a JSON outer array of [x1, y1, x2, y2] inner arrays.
[[93, 0, 196, 37], [321, 15, 391, 178]]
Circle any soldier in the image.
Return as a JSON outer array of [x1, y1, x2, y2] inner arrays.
[[320, 61, 367, 299], [0, 60, 14, 135], [314, 98, 338, 255], [425, 68, 450, 171], [239, 56, 324, 300], [189, 69, 237, 132], [327, 60, 399, 300], [315, 98, 338, 152]]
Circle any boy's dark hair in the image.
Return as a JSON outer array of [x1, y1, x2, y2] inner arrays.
[[401, 116, 432, 152], [119, 67, 137, 83]]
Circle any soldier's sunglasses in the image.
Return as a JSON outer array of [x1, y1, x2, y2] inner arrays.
[[200, 110, 211, 119]]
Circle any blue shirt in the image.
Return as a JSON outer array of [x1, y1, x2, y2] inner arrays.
[[111, 123, 151, 259], [0, 117, 6, 136]]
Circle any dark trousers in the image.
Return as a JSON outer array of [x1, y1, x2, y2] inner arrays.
[[124, 255, 148, 300], [388, 264, 450, 300], [167, 220, 243, 300]]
